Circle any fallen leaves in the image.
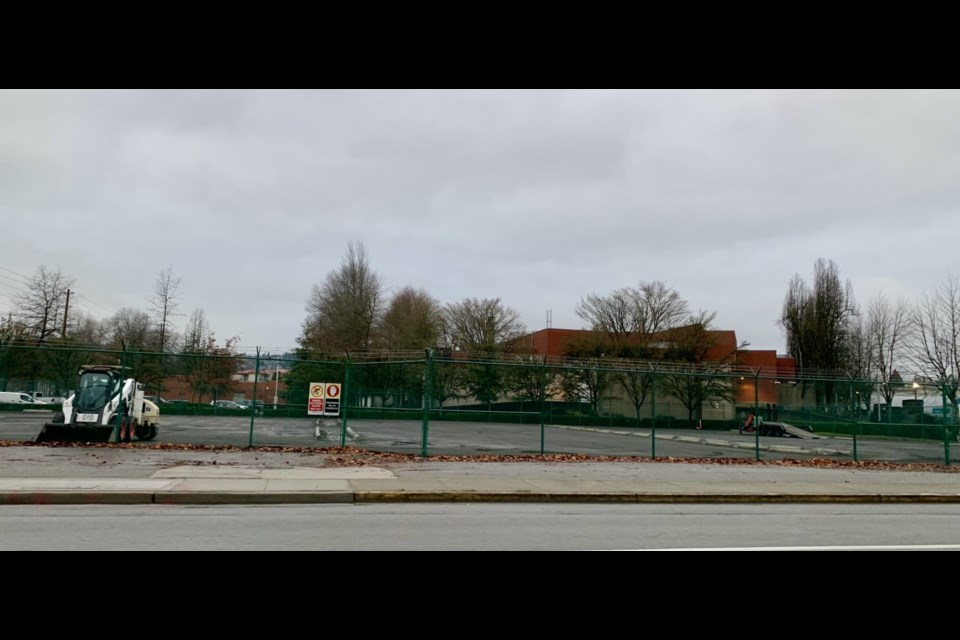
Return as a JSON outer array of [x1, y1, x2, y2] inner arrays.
[[1, 439, 958, 473]]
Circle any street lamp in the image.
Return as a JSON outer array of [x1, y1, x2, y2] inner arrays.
[[913, 381, 920, 401], [273, 361, 279, 410]]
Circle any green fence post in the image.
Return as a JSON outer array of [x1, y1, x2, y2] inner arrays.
[[539, 363, 545, 456], [114, 345, 127, 443], [853, 384, 860, 441], [754, 369, 760, 461], [943, 384, 951, 466], [421, 349, 432, 458], [943, 426, 951, 466], [248, 347, 260, 448], [650, 377, 657, 460], [853, 432, 858, 462], [341, 358, 351, 447]]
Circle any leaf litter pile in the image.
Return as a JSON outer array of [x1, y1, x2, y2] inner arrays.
[[2, 439, 958, 473]]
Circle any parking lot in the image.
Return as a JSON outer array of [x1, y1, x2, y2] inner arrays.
[[0, 409, 954, 464]]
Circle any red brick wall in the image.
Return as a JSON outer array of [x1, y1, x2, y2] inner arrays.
[[526, 328, 796, 407], [734, 350, 781, 404], [157, 378, 288, 404]]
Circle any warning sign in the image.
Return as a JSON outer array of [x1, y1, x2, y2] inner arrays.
[[307, 382, 342, 417], [324, 398, 340, 417], [308, 382, 325, 416]]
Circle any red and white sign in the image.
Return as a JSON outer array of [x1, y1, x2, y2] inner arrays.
[[307, 382, 326, 416], [307, 382, 342, 417]]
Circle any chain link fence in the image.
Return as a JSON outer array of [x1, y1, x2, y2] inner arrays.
[[0, 343, 956, 464]]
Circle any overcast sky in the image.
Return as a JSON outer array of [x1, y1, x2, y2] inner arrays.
[[1, 89, 958, 355]]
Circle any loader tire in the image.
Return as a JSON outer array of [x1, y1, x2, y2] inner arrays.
[[136, 423, 158, 441], [52, 412, 65, 424]]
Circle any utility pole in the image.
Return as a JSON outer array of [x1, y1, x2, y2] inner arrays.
[[61, 289, 70, 337]]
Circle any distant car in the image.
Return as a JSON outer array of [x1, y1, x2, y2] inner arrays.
[[210, 400, 247, 410], [32, 393, 66, 405], [144, 396, 170, 404], [0, 391, 43, 405], [237, 399, 264, 415]]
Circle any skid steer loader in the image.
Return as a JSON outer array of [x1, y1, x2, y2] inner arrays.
[[37, 364, 160, 443]]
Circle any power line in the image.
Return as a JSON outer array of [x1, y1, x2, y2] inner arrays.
[[0, 279, 27, 294], [0, 266, 31, 281], [75, 294, 116, 316], [0, 272, 29, 288]]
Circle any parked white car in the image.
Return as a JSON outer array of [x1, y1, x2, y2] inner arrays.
[[0, 391, 44, 405]]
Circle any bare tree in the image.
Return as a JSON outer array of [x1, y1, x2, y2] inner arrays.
[[300, 241, 384, 353], [147, 265, 182, 353], [575, 281, 691, 421], [507, 353, 563, 406], [443, 297, 526, 409], [69, 312, 109, 347], [179, 308, 242, 402], [377, 287, 444, 350], [867, 293, 910, 415], [778, 259, 858, 407], [634, 280, 691, 338], [443, 297, 526, 351], [557, 330, 616, 415], [575, 280, 689, 343], [431, 353, 465, 408], [106, 308, 153, 350], [560, 357, 614, 415], [779, 273, 808, 370], [659, 310, 745, 423], [575, 287, 635, 340], [183, 308, 210, 353], [845, 315, 875, 414], [615, 360, 663, 427], [13, 265, 75, 344], [907, 275, 960, 420]]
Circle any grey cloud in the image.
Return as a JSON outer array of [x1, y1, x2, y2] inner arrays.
[[2, 89, 959, 353]]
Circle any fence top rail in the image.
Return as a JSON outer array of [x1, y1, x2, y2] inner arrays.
[[3, 343, 954, 388]]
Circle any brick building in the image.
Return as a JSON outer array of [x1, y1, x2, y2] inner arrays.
[[521, 327, 797, 420]]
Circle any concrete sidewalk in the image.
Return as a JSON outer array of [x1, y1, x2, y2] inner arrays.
[[0, 444, 959, 504]]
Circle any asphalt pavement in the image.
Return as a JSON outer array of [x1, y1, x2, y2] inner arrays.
[[1, 441, 959, 505]]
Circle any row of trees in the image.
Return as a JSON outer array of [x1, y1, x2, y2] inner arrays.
[[1, 265, 189, 351], [0, 265, 243, 401], [288, 242, 745, 422], [779, 258, 960, 416], [298, 241, 528, 355], [6, 248, 957, 422], [292, 244, 960, 423]]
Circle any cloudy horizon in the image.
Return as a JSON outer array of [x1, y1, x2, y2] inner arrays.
[[2, 89, 958, 354]]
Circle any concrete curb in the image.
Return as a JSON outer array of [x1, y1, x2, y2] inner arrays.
[[153, 491, 355, 505], [353, 492, 960, 504], [6, 491, 956, 505], [0, 492, 156, 505]]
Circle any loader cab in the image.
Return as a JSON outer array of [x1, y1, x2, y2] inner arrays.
[[75, 367, 123, 414]]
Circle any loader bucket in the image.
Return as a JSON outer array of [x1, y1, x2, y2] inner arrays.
[[36, 423, 115, 444]]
